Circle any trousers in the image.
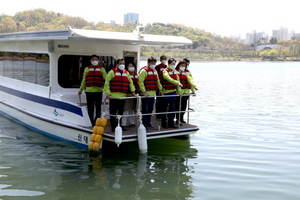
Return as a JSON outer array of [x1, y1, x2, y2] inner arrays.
[[175, 95, 189, 122], [86, 92, 103, 125], [109, 98, 125, 132], [141, 97, 155, 127]]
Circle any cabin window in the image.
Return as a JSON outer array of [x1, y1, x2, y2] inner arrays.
[[36, 54, 50, 86], [3, 52, 13, 78], [13, 52, 24, 81], [0, 52, 4, 76], [0, 51, 49, 86], [24, 53, 37, 84], [58, 55, 116, 88]]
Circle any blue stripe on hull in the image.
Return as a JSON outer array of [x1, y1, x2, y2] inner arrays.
[[0, 85, 83, 117]]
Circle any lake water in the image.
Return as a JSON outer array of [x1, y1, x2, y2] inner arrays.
[[1, 61, 300, 200]]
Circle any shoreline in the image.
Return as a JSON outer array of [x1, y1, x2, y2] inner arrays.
[[140, 57, 300, 62]]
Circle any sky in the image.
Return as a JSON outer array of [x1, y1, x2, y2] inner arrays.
[[2, 0, 299, 39]]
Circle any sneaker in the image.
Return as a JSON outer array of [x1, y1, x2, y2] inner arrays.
[[175, 121, 182, 126], [180, 120, 186, 124], [169, 124, 178, 128], [147, 124, 155, 129]]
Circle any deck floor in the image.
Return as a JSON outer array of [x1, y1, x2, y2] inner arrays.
[[89, 115, 198, 138]]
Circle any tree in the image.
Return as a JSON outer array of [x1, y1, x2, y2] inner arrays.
[[268, 49, 278, 59], [269, 37, 278, 44], [260, 50, 269, 58], [0, 17, 17, 33], [122, 22, 139, 32]]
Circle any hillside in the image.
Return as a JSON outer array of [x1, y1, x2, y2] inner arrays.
[[1, 8, 300, 60]]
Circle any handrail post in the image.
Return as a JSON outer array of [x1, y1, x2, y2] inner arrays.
[[78, 94, 81, 107], [187, 94, 190, 124], [178, 95, 182, 129], [136, 96, 142, 133]]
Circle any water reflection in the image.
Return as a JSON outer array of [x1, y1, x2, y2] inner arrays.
[[0, 185, 44, 197], [84, 139, 198, 199], [0, 116, 198, 199]]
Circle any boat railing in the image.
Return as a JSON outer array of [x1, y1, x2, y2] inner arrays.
[[104, 94, 196, 130]]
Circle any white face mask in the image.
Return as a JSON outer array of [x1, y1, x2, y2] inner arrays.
[[91, 61, 98, 66], [150, 65, 156, 69], [118, 64, 125, 70], [180, 67, 186, 71], [128, 67, 135, 72], [161, 60, 167, 65], [170, 65, 175, 70]]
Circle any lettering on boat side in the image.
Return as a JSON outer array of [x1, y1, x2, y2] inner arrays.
[[58, 44, 69, 48], [77, 134, 88, 144], [53, 109, 64, 117], [53, 109, 58, 116]]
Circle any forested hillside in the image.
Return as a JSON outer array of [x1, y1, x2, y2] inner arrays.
[[1, 9, 300, 60]]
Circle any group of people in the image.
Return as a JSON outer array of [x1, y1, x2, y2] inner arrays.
[[151, 56, 197, 129], [78, 54, 197, 132]]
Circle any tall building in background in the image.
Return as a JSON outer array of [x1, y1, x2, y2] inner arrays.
[[272, 30, 280, 41], [245, 31, 268, 44], [124, 13, 139, 23], [272, 26, 289, 41]]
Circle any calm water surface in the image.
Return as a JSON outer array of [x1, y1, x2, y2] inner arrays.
[[1, 61, 300, 200]]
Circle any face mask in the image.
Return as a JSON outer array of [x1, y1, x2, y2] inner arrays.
[[161, 60, 167, 65], [128, 67, 135, 72], [118, 64, 125, 70], [150, 65, 156, 69], [180, 67, 186, 71], [91, 61, 98, 66], [170, 65, 175, 70]]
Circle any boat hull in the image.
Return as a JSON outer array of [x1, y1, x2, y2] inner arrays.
[[0, 100, 199, 149], [0, 101, 91, 148]]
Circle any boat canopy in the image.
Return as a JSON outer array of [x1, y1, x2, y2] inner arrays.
[[0, 28, 192, 46]]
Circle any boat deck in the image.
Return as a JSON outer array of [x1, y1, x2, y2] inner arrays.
[[89, 115, 199, 142]]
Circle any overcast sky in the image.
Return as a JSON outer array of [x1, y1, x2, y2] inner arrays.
[[2, 0, 298, 38]]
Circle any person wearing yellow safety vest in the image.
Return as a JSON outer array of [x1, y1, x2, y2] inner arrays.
[[175, 60, 198, 125], [161, 58, 183, 128], [138, 56, 163, 131], [183, 58, 193, 77], [104, 58, 138, 132], [78, 54, 107, 125], [121, 61, 140, 127], [155, 55, 168, 120]]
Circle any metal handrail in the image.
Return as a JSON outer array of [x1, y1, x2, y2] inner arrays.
[[104, 94, 195, 128]]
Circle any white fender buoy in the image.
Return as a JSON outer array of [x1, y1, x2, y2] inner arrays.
[[115, 126, 122, 147], [114, 115, 122, 147], [138, 123, 147, 153]]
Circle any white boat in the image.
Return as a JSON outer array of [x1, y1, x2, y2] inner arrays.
[[0, 27, 199, 151]]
